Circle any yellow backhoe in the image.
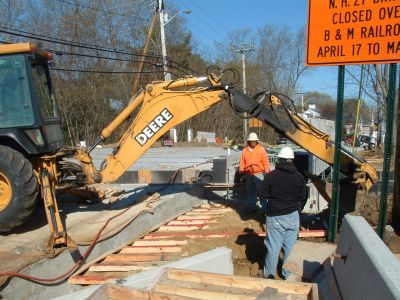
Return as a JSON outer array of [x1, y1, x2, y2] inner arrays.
[[0, 43, 378, 252]]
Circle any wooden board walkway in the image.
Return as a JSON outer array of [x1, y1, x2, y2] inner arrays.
[[85, 268, 318, 300], [69, 203, 326, 286], [68, 204, 231, 285]]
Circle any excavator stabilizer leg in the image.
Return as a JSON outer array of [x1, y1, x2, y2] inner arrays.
[[39, 157, 77, 254]]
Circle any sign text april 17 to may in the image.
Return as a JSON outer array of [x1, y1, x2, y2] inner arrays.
[[307, 0, 400, 66]]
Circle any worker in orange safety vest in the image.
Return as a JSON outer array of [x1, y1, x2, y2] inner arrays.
[[239, 132, 270, 213]]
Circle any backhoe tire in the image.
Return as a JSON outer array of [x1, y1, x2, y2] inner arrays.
[[0, 145, 38, 232]]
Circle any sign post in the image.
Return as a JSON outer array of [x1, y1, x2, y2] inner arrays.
[[306, 0, 400, 242], [329, 65, 345, 243], [376, 63, 397, 239]]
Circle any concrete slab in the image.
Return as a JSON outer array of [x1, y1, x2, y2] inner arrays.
[[0, 184, 204, 300], [53, 247, 233, 300], [284, 240, 336, 280], [333, 215, 400, 300], [91, 147, 234, 171], [283, 240, 336, 299], [88, 146, 242, 184]]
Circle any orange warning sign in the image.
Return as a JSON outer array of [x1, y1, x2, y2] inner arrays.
[[306, 0, 400, 66]]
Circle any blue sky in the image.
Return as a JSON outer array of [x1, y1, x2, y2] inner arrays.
[[170, 0, 343, 99]]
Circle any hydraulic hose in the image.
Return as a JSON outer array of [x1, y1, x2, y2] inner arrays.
[[0, 202, 138, 284]]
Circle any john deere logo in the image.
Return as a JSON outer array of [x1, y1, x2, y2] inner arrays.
[[134, 108, 173, 146]]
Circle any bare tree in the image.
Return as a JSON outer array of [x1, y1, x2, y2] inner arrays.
[[347, 64, 393, 147], [257, 25, 308, 96]]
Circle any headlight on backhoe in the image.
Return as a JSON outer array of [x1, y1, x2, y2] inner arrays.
[[25, 129, 45, 146]]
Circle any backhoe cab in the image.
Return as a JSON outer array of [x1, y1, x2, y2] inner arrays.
[[0, 43, 64, 239], [0, 43, 63, 154]]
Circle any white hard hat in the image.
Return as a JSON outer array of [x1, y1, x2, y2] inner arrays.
[[247, 132, 259, 141], [278, 146, 294, 159]]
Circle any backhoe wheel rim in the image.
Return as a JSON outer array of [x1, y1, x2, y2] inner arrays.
[[0, 172, 12, 211]]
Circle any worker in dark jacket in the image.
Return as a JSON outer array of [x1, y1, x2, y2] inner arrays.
[[259, 146, 307, 279]]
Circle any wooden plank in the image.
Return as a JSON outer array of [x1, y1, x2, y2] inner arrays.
[[310, 283, 320, 300], [119, 246, 182, 254], [163, 268, 313, 296], [186, 210, 226, 214], [132, 240, 188, 246], [299, 230, 326, 238], [167, 220, 216, 225], [323, 258, 342, 300], [180, 213, 223, 217], [191, 209, 230, 213], [68, 275, 118, 285], [157, 225, 209, 232], [176, 216, 212, 220], [143, 233, 232, 239], [103, 254, 175, 262], [157, 278, 290, 299], [163, 223, 206, 228], [191, 208, 232, 213], [86, 284, 195, 300], [86, 284, 141, 300], [88, 263, 155, 272], [154, 284, 256, 300]]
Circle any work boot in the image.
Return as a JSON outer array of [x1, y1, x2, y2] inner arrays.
[[281, 268, 292, 280]]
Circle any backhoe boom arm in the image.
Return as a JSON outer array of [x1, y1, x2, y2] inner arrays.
[[76, 73, 377, 191], [92, 76, 227, 183]]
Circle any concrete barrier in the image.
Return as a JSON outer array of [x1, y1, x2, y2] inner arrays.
[[333, 215, 400, 300]]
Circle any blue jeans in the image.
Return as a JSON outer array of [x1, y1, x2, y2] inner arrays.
[[264, 210, 299, 278], [244, 173, 264, 210]]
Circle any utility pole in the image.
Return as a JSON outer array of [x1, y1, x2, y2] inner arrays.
[[157, 0, 190, 143], [158, 0, 171, 81], [231, 42, 255, 143]]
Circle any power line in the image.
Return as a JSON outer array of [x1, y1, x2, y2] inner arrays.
[[0, 26, 160, 58], [51, 68, 163, 74], [55, 0, 149, 21], [175, 0, 226, 41], [187, 0, 230, 35], [0, 27, 197, 74], [48, 48, 162, 66], [1, 39, 192, 76]]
